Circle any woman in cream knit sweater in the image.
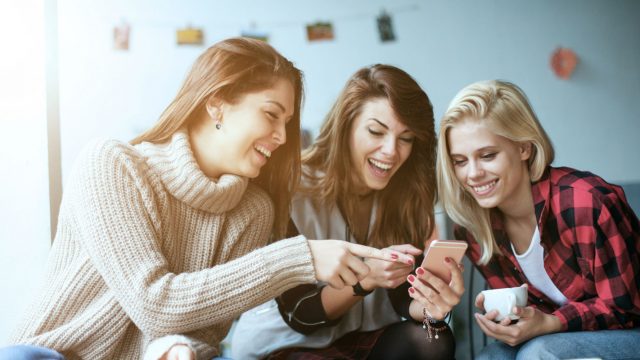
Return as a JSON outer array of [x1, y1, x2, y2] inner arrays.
[[2, 38, 408, 360]]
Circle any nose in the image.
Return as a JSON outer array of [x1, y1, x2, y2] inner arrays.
[[380, 136, 397, 156], [468, 159, 485, 180], [273, 121, 286, 145]]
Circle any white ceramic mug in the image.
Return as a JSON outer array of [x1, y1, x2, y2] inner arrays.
[[480, 285, 528, 321]]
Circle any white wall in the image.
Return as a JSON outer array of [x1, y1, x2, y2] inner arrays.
[[56, 0, 640, 183], [0, 0, 52, 344]]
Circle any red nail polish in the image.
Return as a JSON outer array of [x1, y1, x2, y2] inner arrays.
[[408, 287, 415, 294], [416, 267, 425, 275], [391, 253, 398, 260], [445, 257, 451, 263], [408, 275, 415, 283], [407, 259, 414, 265]]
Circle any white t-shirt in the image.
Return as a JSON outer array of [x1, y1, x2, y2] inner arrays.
[[512, 227, 568, 306]]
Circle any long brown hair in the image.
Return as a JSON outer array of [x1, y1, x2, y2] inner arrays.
[[302, 64, 437, 248], [131, 37, 304, 240], [437, 80, 554, 264]]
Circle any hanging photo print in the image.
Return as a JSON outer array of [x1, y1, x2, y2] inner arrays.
[[377, 10, 395, 42], [113, 21, 131, 51], [241, 23, 269, 42], [306, 22, 334, 42], [177, 26, 204, 46]]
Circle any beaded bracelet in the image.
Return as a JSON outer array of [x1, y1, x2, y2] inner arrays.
[[422, 308, 448, 341]]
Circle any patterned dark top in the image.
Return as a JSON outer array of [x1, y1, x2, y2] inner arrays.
[[455, 166, 640, 331]]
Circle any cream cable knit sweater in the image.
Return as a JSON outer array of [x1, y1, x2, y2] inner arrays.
[[10, 131, 316, 359]]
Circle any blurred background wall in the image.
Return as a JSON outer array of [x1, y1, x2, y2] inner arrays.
[[1, 0, 639, 349]]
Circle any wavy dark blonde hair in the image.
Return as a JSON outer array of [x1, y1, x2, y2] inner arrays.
[[437, 80, 554, 264], [131, 37, 304, 240], [302, 64, 437, 248]]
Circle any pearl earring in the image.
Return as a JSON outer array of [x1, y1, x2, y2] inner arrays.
[[215, 123, 222, 130]]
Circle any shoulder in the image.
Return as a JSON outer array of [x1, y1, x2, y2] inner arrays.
[[548, 166, 626, 209], [543, 167, 637, 234], [69, 138, 156, 196], [75, 138, 145, 174]]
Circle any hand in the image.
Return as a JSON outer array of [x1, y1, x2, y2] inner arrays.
[[308, 240, 413, 289], [360, 244, 421, 290], [408, 257, 465, 320], [474, 306, 563, 346], [160, 345, 195, 360]]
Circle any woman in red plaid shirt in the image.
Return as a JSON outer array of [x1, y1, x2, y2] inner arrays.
[[437, 80, 640, 359]]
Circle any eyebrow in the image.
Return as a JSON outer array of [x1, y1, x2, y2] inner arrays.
[[450, 146, 498, 156], [266, 100, 286, 113], [370, 118, 412, 134]]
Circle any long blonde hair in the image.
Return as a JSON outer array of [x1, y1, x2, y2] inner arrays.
[[131, 37, 304, 240], [437, 80, 554, 264], [303, 64, 437, 248]]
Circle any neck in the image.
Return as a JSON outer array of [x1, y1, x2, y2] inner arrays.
[[498, 168, 535, 224], [340, 191, 375, 244], [188, 121, 221, 179]]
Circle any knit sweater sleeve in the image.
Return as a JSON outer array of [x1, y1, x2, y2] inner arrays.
[[68, 140, 316, 338]]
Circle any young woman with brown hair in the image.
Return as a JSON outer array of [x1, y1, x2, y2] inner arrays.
[[232, 64, 463, 360], [1, 38, 408, 360]]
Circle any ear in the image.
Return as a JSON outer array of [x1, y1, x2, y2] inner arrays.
[[205, 97, 223, 122], [519, 142, 533, 161]]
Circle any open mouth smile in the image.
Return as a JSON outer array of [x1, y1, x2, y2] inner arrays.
[[470, 179, 498, 195], [254, 145, 272, 159], [368, 158, 393, 171]]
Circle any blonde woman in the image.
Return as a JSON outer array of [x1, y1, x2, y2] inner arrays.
[[0, 38, 408, 360], [232, 65, 463, 360], [437, 80, 640, 359]]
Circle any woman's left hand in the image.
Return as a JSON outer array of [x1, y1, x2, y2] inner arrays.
[[408, 258, 465, 320], [474, 306, 563, 346]]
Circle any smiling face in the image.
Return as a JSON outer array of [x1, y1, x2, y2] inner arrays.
[[348, 98, 415, 194], [447, 119, 532, 213], [191, 78, 295, 179]]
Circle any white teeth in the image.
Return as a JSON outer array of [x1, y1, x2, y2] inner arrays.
[[472, 180, 497, 193], [255, 145, 271, 158], [368, 159, 392, 170]]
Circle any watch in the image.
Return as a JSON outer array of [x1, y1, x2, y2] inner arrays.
[[352, 282, 374, 297]]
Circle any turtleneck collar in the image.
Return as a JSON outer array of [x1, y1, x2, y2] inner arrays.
[[135, 130, 248, 213]]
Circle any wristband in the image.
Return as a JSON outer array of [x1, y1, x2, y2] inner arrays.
[[352, 282, 374, 297]]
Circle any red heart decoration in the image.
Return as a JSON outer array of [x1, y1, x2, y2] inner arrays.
[[551, 47, 578, 80]]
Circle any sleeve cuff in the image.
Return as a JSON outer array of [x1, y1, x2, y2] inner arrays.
[[552, 308, 572, 332]]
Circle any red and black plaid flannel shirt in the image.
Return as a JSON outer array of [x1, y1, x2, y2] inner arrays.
[[455, 166, 640, 332]]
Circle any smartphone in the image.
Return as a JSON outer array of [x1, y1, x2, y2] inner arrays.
[[420, 240, 468, 283]]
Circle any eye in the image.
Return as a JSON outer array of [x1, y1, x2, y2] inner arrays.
[[368, 128, 384, 136], [399, 136, 415, 144], [452, 158, 467, 167], [481, 152, 496, 160], [265, 111, 277, 120]]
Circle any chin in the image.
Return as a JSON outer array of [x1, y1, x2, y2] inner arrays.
[[474, 196, 501, 209], [235, 165, 261, 179], [247, 170, 261, 179], [366, 179, 390, 191]]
